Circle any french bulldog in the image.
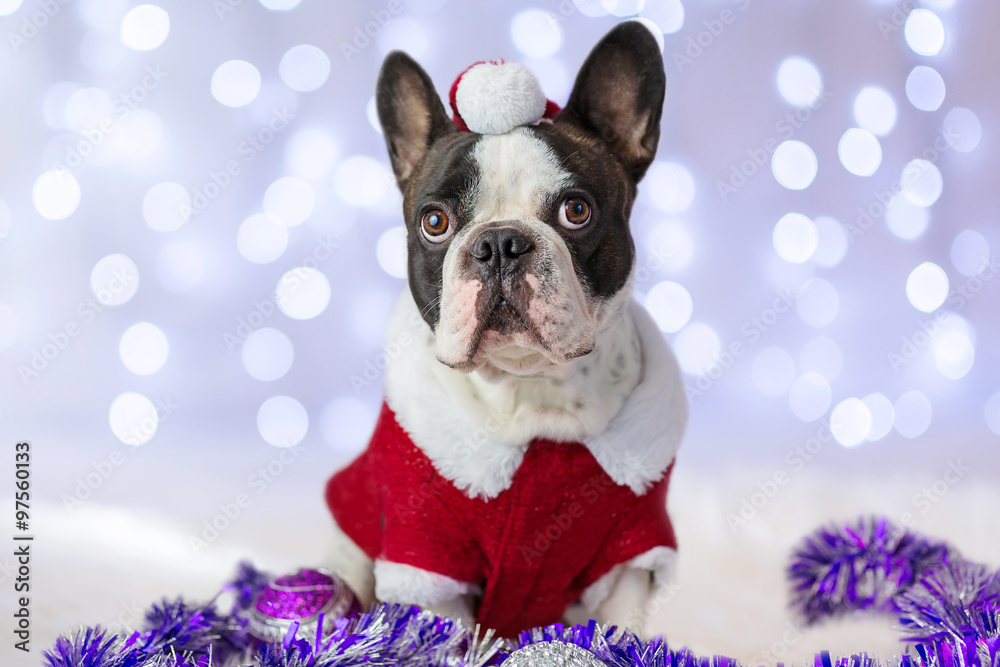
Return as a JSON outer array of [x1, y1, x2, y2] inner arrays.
[[324, 21, 688, 638]]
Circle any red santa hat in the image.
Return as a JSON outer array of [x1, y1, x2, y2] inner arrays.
[[448, 59, 561, 134]]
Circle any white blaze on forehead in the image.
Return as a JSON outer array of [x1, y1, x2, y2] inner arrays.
[[470, 128, 571, 224]]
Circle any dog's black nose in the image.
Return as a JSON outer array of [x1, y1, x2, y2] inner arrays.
[[470, 227, 534, 269]]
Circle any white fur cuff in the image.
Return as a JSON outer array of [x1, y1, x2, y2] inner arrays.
[[373, 560, 481, 607], [579, 546, 678, 612], [630, 546, 678, 586]]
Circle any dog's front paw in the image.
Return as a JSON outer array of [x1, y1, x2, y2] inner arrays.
[[593, 567, 656, 635]]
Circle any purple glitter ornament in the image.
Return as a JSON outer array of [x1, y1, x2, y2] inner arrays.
[[249, 568, 361, 643]]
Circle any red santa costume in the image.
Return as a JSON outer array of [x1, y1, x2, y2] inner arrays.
[[325, 294, 687, 638]]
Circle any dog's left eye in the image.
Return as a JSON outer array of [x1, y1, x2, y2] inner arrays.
[[421, 209, 453, 242], [558, 198, 591, 229]]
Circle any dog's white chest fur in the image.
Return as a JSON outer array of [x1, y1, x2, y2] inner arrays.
[[383, 291, 687, 500]]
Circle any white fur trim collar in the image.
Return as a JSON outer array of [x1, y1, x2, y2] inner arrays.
[[383, 292, 687, 499]]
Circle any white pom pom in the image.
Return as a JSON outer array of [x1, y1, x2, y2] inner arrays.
[[455, 62, 547, 135]]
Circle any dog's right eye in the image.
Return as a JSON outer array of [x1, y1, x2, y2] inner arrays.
[[420, 209, 453, 243]]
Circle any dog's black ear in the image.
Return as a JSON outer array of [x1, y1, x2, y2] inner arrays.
[[376, 51, 455, 190], [557, 22, 665, 182]]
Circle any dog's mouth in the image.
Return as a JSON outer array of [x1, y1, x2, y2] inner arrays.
[[439, 289, 550, 371]]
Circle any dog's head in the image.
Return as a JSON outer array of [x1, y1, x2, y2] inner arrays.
[[376, 22, 665, 376]]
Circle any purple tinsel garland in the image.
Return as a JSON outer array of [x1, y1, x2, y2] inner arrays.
[[44, 517, 999, 667], [788, 517, 999, 667], [788, 516, 952, 623]]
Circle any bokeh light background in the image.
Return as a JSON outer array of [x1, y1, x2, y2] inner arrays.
[[0, 0, 998, 663]]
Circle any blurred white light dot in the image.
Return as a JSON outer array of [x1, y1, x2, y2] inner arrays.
[[237, 213, 288, 264], [934, 331, 974, 380], [799, 336, 842, 382], [603, 0, 645, 16], [156, 241, 206, 292], [831, 397, 872, 447], [377, 18, 429, 58], [0, 302, 19, 351], [279, 45, 331, 93], [377, 227, 409, 279], [901, 159, 943, 207], [950, 230, 990, 276], [812, 217, 848, 268], [572, 0, 609, 16], [906, 262, 949, 312], [43, 82, 82, 130], [673, 322, 720, 376], [113, 108, 163, 158], [109, 392, 158, 446], [894, 390, 932, 439], [838, 128, 882, 177], [320, 397, 376, 456], [276, 267, 330, 320], [65, 87, 112, 133], [646, 281, 693, 333], [942, 107, 981, 153], [79, 0, 129, 27], [906, 66, 945, 111], [242, 328, 294, 381], [797, 278, 839, 328], [263, 176, 314, 227], [0, 0, 22, 16], [985, 392, 1000, 436], [886, 195, 930, 240], [81, 28, 127, 72], [257, 396, 309, 447], [91, 254, 140, 306], [789, 372, 832, 422], [33, 169, 81, 220], [773, 213, 818, 263], [0, 198, 10, 242], [645, 220, 693, 272], [777, 56, 823, 107], [938, 312, 975, 343], [751, 347, 796, 398], [211, 60, 261, 108], [120, 4, 170, 51], [143, 182, 190, 232], [641, 0, 683, 34], [334, 156, 390, 207], [772, 140, 817, 190], [862, 393, 895, 441], [511, 10, 562, 59], [259, 0, 300, 8], [285, 129, 338, 180], [905, 9, 945, 56], [853, 87, 897, 136], [119, 322, 169, 375], [644, 162, 695, 213]]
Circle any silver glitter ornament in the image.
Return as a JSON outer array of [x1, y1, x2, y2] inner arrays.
[[501, 640, 605, 667]]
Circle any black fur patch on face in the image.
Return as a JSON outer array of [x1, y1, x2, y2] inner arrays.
[[403, 131, 481, 328], [532, 121, 637, 303]]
